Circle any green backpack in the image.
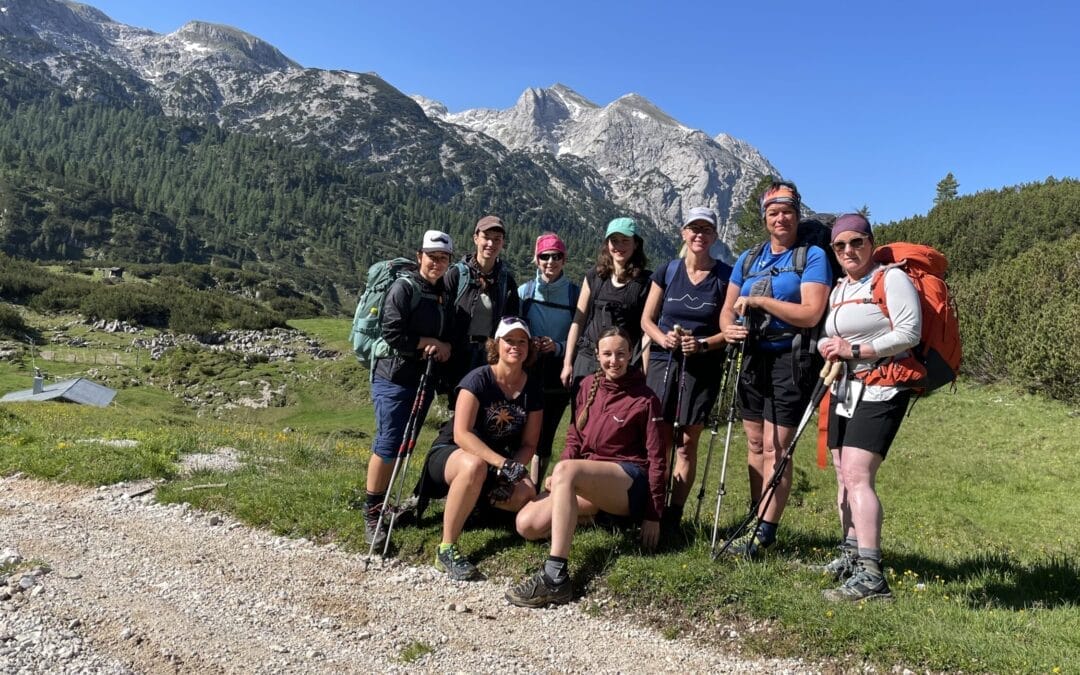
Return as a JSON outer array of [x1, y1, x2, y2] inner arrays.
[[349, 258, 423, 369]]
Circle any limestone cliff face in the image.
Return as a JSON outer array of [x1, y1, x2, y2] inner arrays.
[[429, 84, 778, 238]]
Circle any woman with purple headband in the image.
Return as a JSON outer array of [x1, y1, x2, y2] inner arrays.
[[814, 213, 921, 603]]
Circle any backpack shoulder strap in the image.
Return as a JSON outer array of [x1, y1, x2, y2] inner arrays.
[[452, 261, 470, 305], [792, 244, 809, 275], [740, 242, 767, 278], [663, 259, 680, 287], [521, 278, 537, 316]]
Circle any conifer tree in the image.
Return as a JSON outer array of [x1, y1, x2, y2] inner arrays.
[[935, 172, 959, 205]]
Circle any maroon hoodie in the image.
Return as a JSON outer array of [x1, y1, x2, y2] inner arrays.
[[561, 369, 667, 521]]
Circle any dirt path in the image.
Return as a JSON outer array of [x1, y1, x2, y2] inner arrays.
[[0, 476, 816, 673]]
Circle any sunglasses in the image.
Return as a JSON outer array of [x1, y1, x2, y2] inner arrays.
[[831, 237, 868, 253], [537, 252, 564, 262]]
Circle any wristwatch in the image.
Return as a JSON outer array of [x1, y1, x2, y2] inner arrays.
[[851, 343, 861, 359], [697, 338, 708, 352]]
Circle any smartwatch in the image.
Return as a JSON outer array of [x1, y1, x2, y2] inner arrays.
[[851, 343, 861, 359]]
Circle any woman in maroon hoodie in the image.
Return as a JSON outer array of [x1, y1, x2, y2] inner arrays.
[[506, 327, 666, 608]]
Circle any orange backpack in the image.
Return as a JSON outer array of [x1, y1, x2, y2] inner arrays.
[[854, 243, 962, 393]]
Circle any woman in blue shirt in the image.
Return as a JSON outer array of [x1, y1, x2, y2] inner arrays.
[[719, 181, 831, 557]]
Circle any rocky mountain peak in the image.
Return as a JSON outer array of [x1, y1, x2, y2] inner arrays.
[[609, 92, 686, 130], [0, 0, 110, 49], [171, 21, 298, 72], [445, 85, 779, 238]]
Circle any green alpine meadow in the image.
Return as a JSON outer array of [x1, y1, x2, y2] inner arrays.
[[1, 305, 1078, 671]]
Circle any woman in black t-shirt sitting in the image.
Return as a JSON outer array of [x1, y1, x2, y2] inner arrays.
[[420, 317, 543, 581]]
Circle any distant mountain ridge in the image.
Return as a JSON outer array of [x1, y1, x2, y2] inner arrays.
[[421, 84, 779, 238], [0, 0, 778, 246]]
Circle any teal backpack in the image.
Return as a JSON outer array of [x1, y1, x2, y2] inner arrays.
[[349, 258, 423, 369]]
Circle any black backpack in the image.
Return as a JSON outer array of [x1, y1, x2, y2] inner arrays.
[[739, 215, 841, 357], [740, 215, 841, 283]]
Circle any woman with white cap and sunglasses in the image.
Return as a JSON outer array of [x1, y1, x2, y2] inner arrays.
[[519, 232, 580, 484], [418, 316, 542, 581], [363, 230, 456, 550], [641, 206, 732, 532]]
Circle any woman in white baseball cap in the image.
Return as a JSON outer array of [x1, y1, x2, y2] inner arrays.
[[363, 229, 454, 550], [418, 316, 542, 581]]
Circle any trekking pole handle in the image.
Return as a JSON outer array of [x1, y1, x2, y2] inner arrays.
[[821, 360, 843, 385]]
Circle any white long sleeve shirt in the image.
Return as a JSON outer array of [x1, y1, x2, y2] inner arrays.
[[824, 265, 922, 401]]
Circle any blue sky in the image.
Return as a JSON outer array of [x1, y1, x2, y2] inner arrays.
[[89, 0, 1079, 224]]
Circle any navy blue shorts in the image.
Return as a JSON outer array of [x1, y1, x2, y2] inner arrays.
[[371, 375, 433, 462], [615, 461, 649, 522]]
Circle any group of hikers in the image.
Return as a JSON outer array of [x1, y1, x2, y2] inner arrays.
[[362, 179, 926, 608]]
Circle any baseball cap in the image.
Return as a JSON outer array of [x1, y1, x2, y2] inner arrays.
[[534, 233, 567, 257], [494, 316, 531, 340], [683, 206, 717, 229], [475, 215, 506, 234], [421, 229, 453, 254], [605, 217, 638, 239]]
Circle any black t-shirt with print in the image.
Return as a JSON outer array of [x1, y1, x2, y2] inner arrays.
[[434, 365, 544, 457]]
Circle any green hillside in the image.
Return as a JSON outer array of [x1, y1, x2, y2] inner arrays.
[[0, 59, 675, 313], [876, 178, 1080, 402]]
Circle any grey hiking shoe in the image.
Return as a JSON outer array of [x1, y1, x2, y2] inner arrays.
[[808, 546, 858, 581], [823, 563, 894, 602], [434, 544, 484, 581], [726, 529, 771, 560], [364, 511, 387, 551], [505, 571, 573, 608]]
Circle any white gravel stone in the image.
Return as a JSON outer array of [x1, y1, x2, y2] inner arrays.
[[0, 478, 818, 673]]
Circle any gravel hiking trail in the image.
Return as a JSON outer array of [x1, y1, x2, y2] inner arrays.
[[0, 476, 818, 673]]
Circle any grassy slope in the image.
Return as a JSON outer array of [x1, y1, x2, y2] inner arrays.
[[1, 317, 1077, 672]]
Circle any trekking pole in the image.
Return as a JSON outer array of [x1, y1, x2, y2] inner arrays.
[[664, 325, 688, 507], [368, 357, 436, 559], [713, 359, 842, 560], [709, 341, 745, 553], [693, 344, 734, 525]]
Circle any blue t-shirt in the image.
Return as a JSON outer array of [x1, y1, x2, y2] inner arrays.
[[435, 365, 544, 457], [649, 259, 732, 356], [730, 245, 832, 350]]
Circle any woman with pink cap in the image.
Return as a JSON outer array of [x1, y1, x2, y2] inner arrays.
[[519, 232, 580, 484]]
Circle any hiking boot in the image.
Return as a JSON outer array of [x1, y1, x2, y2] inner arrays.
[[434, 544, 484, 581], [823, 563, 894, 603], [505, 571, 573, 608], [726, 529, 771, 560], [808, 546, 858, 581], [364, 511, 387, 551]]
